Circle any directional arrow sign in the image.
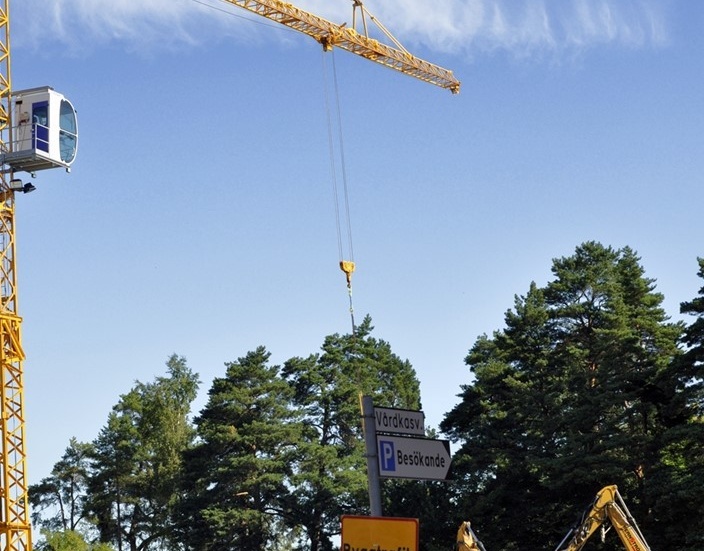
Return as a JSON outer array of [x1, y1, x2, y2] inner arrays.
[[376, 435, 451, 481]]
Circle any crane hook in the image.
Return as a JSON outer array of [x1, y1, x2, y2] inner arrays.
[[339, 260, 355, 287]]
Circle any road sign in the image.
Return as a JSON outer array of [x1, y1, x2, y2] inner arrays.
[[376, 435, 451, 481], [374, 406, 425, 436], [341, 515, 418, 551]]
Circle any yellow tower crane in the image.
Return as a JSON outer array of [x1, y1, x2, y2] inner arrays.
[[220, 0, 461, 93], [0, 2, 78, 550], [0, 0, 31, 551], [0, 3, 30, 550]]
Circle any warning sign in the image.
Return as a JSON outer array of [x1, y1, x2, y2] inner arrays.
[[341, 515, 418, 551]]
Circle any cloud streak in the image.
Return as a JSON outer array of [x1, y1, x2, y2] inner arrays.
[[13, 0, 668, 57]]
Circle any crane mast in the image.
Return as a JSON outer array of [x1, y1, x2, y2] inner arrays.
[[0, 0, 31, 550], [220, 0, 461, 93]]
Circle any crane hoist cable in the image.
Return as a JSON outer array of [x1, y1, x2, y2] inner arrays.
[[197, 0, 459, 337], [322, 50, 356, 334]]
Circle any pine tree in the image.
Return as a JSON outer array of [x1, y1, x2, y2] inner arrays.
[[441, 243, 683, 550], [176, 347, 301, 550], [281, 316, 422, 551], [646, 258, 704, 550], [29, 438, 94, 534], [86, 355, 199, 551]]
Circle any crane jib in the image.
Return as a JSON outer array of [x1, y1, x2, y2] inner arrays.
[[222, 0, 461, 93]]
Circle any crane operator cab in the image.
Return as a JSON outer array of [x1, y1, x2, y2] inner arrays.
[[2, 86, 78, 174]]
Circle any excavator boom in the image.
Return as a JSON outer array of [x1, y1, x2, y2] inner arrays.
[[607, 501, 650, 551], [220, 0, 461, 93], [555, 485, 651, 551], [456, 521, 487, 551]]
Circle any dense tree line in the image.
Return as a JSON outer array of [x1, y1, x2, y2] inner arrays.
[[30, 244, 704, 551], [441, 244, 704, 551], [31, 317, 422, 550]]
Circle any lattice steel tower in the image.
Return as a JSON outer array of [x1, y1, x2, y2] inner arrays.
[[0, 1, 31, 550], [0, 4, 77, 549]]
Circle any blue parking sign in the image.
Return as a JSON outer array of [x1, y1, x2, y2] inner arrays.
[[379, 440, 396, 471]]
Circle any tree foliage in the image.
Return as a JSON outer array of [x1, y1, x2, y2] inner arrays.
[[281, 316, 422, 550], [175, 318, 424, 551], [441, 242, 688, 550], [86, 355, 199, 551], [175, 346, 301, 550], [28, 254, 704, 551], [646, 257, 704, 549], [31, 324, 425, 551], [30, 438, 94, 534], [34, 529, 115, 551]]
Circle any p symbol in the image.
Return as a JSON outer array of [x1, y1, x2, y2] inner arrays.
[[379, 440, 396, 472]]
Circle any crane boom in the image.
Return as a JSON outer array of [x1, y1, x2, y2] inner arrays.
[[219, 0, 461, 93]]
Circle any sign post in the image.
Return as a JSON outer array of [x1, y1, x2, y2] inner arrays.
[[359, 397, 452, 533], [361, 395, 383, 516]]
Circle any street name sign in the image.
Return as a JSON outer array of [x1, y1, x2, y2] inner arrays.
[[341, 515, 418, 551], [376, 435, 451, 481], [373, 406, 425, 436]]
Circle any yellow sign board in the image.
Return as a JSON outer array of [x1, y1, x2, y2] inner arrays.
[[341, 516, 419, 551]]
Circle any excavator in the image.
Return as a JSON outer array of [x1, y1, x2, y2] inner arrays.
[[554, 485, 652, 551], [454, 485, 651, 551]]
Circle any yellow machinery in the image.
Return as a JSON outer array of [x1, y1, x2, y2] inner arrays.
[[220, 0, 460, 93], [555, 485, 652, 551], [456, 520, 487, 551], [0, 1, 31, 550], [0, 4, 78, 550]]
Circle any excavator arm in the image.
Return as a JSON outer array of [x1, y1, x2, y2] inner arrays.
[[554, 485, 651, 551], [219, 0, 461, 93], [456, 521, 488, 551]]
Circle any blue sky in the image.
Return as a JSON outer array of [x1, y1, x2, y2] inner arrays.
[[9, 0, 704, 485]]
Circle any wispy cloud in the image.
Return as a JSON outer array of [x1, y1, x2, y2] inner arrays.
[[13, 0, 247, 54], [13, 0, 668, 57], [363, 0, 668, 55]]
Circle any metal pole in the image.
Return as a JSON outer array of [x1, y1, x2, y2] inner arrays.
[[361, 395, 382, 516]]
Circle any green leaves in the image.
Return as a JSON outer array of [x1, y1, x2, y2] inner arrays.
[[29, 438, 94, 534], [442, 242, 691, 550], [174, 323, 422, 550], [177, 346, 298, 550], [29, 251, 704, 551], [281, 315, 422, 550], [86, 355, 200, 550], [32, 321, 424, 550]]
